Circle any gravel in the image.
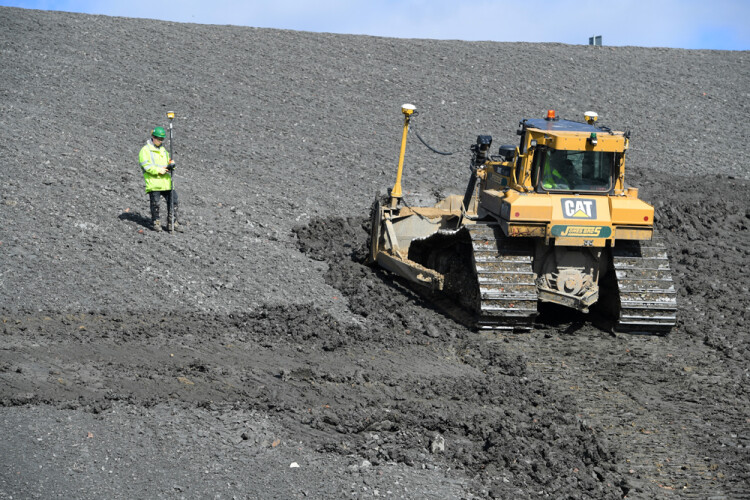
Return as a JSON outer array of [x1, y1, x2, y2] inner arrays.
[[1, 6, 748, 499]]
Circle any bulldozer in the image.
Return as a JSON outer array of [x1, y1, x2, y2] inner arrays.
[[369, 105, 677, 333]]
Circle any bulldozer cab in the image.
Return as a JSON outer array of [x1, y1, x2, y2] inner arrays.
[[508, 113, 629, 197], [533, 148, 614, 192]]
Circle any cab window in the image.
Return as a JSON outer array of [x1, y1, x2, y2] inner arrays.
[[538, 149, 613, 191]]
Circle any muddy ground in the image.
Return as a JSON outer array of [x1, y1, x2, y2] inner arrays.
[[0, 6, 749, 499]]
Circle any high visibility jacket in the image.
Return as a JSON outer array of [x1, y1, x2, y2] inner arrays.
[[138, 140, 172, 193], [541, 155, 575, 190], [542, 167, 569, 189]]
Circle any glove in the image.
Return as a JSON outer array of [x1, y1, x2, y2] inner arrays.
[[167, 160, 175, 171]]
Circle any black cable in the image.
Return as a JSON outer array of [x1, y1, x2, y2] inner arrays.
[[399, 195, 443, 224], [410, 120, 461, 156]]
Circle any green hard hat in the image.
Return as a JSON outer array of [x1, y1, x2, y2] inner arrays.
[[152, 126, 166, 138]]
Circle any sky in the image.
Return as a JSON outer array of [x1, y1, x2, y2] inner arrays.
[[2, 0, 749, 50]]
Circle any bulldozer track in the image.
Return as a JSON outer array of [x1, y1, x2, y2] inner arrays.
[[612, 236, 678, 334], [466, 223, 538, 331]]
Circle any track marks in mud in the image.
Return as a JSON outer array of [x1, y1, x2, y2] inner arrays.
[[0, 305, 621, 498], [491, 327, 750, 498], [293, 216, 625, 498]]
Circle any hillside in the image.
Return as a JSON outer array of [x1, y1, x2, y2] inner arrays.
[[1, 7, 748, 499]]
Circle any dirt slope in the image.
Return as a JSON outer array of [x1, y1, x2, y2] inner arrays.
[[1, 6, 748, 499]]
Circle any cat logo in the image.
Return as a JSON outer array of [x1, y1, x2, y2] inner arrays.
[[562, 198, 597, 219]]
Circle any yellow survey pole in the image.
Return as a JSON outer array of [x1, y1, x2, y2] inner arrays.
[[390, 104, 415, 207]]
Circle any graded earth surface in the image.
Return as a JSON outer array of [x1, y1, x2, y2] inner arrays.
[[1, 7, 749, 499]]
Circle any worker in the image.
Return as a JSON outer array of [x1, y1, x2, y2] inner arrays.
[[542, 156, 576, 190], [138, 126, 182, 232]]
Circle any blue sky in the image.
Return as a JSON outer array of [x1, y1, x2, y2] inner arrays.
[[2, 0, 748, 50]]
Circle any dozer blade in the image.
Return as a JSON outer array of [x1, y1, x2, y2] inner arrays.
[[368, 194, 456, 291]]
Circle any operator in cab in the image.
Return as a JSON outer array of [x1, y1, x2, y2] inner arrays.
[[542, 155, 577, 190]]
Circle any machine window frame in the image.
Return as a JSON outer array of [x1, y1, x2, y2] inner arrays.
[[535, 148, 615, 194], [530, 146, 546, 188]]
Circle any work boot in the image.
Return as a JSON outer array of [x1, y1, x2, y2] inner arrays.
[[173, 221, 185, 233], [152, 219, 162, 232]]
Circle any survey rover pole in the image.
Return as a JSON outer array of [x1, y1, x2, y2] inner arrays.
[[166, 111, 175, 233], [390, 104, 415, 209]]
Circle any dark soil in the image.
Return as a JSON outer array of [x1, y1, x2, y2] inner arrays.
[[1, 6, 748, 499]]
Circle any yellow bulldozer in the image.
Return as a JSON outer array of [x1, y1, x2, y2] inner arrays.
[[369, 105, 677, 333]]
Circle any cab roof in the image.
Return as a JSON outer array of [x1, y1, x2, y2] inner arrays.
[[522, 117, 627, 152], [523, 118, 609, 134]]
